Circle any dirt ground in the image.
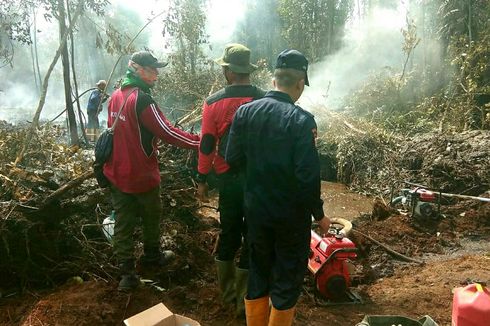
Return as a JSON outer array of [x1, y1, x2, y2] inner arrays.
[[0, 182, 488, 326]]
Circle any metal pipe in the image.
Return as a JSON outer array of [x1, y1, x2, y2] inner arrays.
[[402, 181, 490, 203], [438, 192, 490, 203]]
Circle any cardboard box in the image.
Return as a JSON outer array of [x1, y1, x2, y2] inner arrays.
[[124, 303, 201, 326]]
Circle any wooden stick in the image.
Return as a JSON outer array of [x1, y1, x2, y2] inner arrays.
[[42, 170, 94, 206], [352, 229, 424, 265]]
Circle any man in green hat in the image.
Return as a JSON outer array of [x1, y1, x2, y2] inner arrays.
[[196, 43, 265, 317]]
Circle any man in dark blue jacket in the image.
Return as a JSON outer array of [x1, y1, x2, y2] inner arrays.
[[225, 49, 331, 326], [86, 79, 109, 141]]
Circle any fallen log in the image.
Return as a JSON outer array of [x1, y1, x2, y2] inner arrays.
[[42, 170, 94, 207]]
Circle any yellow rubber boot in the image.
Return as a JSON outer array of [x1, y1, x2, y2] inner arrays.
[[268, 305, 296, 326], [245, 296, 269, 326]]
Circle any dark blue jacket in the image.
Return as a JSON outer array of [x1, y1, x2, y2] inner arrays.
[[225, 90, 324, 222], [87, 89, 106, 112]]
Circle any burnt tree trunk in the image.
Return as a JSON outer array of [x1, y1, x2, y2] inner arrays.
[[66, 0, 88, 144], [13, 1, 84, 167], [58, 0, 79, 146]]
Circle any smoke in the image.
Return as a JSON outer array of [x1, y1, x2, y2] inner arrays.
[[0, 4, 136, 125], [205, 0, 247, 53], [0, 67, 67, 124], [300, 6, 412, 113]]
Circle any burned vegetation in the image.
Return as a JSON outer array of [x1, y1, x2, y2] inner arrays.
[[0, 115, 488, 325]]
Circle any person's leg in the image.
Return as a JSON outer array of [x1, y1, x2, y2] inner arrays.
[[245, 215, 273, 326], [216, 172, 245, 263], [137, 186, 161, 252], [110, 186, 140, 290], [215, 173, 244, 305], [268, 217, 311, 326], [246, 217, 274, 300], [138, 186, 174, 266], [86, 112, 96, 142]]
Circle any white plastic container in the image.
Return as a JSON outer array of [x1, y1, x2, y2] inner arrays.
[[102, 210, 116, 242]]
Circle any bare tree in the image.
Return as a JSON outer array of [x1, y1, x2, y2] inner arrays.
[[14, 1, 84, 166]]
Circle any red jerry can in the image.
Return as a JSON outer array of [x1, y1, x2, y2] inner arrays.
[[452, 283, 490, 326]]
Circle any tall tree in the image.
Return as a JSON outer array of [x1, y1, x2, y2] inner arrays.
[[1, 0, 109, 165], [163, 0, 208, 76], [234, 0, 286, 67], [278, 0, 353, 61], [57, 0, 78, 145]]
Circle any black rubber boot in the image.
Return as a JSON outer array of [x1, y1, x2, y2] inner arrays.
[[118, 260, 140, 292]]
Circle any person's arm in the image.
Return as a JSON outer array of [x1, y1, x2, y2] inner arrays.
[[195, 101, 217, 201], [293, 115, 325, 221], [139, 101, 199, 150], [101, 90, 110, 104], [317, 216, 331, 235], [224, 107, 245, 171], [197, 101, 217, 183]]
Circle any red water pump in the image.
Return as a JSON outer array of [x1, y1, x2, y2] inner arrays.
[[308, 228, 357, 300]]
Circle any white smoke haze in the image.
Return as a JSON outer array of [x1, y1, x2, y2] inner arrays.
[[300, 7, 410, 115], [0, 6, 103, 124], [0, 57, 67, 124], [0, 1, 443, 126], [0, 0, 246, 124], [205, 0, 246, 57]]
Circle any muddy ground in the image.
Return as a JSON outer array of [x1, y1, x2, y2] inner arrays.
[[1, 181, 488, 326]]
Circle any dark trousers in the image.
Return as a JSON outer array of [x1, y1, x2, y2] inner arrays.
[[246, 214, 311, 310], [110, 185, 162, 263], [87, 111, 100, 129], [216, 172, 248, 269]]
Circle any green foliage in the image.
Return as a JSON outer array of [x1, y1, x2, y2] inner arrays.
[[234, 0, 286, 67], [0, 0, 109, 68], [147, 0, 210, 122], [251, 59, 273, 91], [278, 0, 352, 61], [153, 57, 273, 124], [163, 0, 208, 76], [100, 4, 148, 56], [152, 0, 275, 124], [437, 0, 488, 43], [443, 26, 490, 130], [153, 58, 222, 121], [342, 2, 489, 133], [316, 111, 400, 192], [0, 0, 35, 45]]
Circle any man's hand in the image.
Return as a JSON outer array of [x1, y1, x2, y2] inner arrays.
[[317, 216, 331, 235], [197, 182, 209, 203]]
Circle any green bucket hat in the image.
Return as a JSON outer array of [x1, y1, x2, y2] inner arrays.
[[215, 43, 257, 74]]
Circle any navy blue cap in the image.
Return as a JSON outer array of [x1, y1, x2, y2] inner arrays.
[[131, 51, 168, 68], [275, 49, 309, 86]]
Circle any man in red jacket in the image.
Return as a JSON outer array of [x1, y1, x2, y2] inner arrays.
[[196, 44, 265, 316], [104, 51, 200, 291]]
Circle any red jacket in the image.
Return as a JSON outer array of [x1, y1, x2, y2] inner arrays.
[[198, 85, 264, 180], [104, 86, 199, 193]]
